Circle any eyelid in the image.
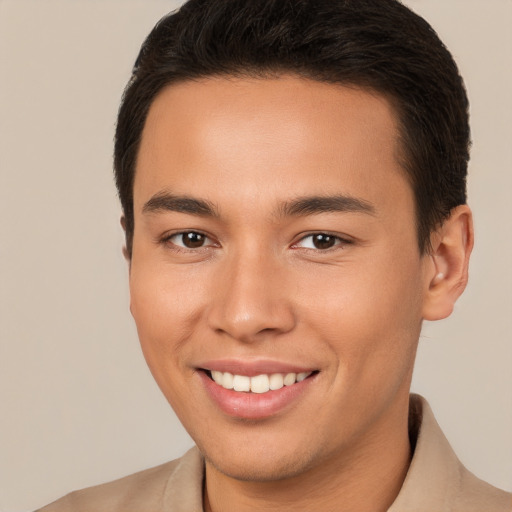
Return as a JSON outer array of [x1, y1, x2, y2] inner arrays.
[[158, 229, 352, 252], [160, 230, 218, 250], [292, 232, 353, 250]]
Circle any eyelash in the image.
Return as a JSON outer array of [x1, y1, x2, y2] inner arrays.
[[160, 231, 217, 252], [292, 232, 353, 251], [159, 231, 353, 253]]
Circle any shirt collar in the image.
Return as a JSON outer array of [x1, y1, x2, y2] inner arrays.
[[388, 393, 464, 511], [161, 394, 466, 511]]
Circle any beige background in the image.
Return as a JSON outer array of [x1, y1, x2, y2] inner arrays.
[[0, 1, 510, 510]]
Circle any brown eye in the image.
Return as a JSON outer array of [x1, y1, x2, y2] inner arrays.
[[168, 231, 212, 249], [181, 232, 206, 248], [295, 233, 346, 250], [311, 233, 337, 249]]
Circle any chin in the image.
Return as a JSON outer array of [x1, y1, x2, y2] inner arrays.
[[206, 454, 312, 483], [199, 436, 321, 482]]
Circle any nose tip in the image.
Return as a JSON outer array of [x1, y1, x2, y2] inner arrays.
[[213, 304, 293, 343], [207, 260, 296, 343]]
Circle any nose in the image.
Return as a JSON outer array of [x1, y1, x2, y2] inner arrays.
[[207, 250, 296, 343]]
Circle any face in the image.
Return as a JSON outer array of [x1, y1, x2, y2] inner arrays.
[[130, 76, 432, 481]]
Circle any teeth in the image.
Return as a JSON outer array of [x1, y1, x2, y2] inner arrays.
[[222, 372, 234, 389], [250, 374, 270, 394], [283, 373, 296, 386], [269, 373, 284, 390], [211, 370, 223, 383], [233, 375, 250, 392], [209, 370, 312, 393]]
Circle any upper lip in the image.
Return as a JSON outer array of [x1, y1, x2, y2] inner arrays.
[[197, 358, 317, 377]]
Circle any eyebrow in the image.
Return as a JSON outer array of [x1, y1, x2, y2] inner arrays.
[[280, 195, 376, 217], [142, 191, 375, 219], [142, 192, 219, 217]]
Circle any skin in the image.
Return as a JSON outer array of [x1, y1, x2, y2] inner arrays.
[[128, 76, 473, 511]]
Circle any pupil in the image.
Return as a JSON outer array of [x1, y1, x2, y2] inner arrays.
[[183, 232, 205, 248], [313, 234, 335, 249]]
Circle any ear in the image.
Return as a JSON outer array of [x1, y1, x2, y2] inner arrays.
[[422, 205, 474, 321], [120, 215, 131, 262]]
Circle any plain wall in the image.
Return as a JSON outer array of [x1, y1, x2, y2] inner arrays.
[[0, 1, 510, 510]]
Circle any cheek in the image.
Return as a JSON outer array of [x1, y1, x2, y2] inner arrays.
[[130, 258, 205, 330], [297, 251, 424, 374], [128, 260, 208, 380], [128, 264, 210, 422], [303, 262, 422, 327]]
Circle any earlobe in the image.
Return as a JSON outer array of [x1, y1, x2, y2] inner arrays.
[[422, 205, 474, 321]]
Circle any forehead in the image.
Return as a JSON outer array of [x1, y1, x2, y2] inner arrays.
[[134, 76, 409, 217]]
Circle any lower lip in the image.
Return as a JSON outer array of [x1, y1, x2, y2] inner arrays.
[[198, 371, 316, 419]]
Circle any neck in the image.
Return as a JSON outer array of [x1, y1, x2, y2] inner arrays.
[[204, 397, 412, 512]]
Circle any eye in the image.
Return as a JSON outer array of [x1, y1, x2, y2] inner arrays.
[[295, 233, 348, 250], [166, 231, 214, 249]]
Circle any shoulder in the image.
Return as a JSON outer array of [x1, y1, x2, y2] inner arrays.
[[390, 395, 512, 512], [454, 466, 512, 512], [36, 447, 204, 512]]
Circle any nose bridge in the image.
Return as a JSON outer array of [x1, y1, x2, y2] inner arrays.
[[207, 243, 295, 342]]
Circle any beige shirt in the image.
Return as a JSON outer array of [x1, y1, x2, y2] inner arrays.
[[38, 395, 511, 511]]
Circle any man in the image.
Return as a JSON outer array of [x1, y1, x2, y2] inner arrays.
[[38, 0, 512, 510]]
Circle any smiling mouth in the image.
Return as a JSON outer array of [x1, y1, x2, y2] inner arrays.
[[203, 369, 318, 394]]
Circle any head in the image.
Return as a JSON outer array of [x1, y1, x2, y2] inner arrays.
[[115, 0, 470, 258], [114, 0, 473, 486]]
